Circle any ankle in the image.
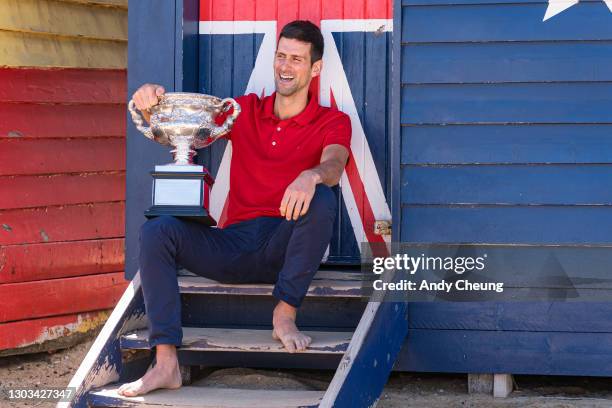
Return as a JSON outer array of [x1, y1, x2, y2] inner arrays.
[[274, 300, 296, 316], [154, 344, 178, 365]]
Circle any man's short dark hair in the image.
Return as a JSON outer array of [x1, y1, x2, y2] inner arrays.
[[279, 20, 324, 64]]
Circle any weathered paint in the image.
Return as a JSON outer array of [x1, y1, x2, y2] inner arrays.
[[0, 0, 127, 358], [0, 140, 126, 176], [60, 273, 146, 408], [0, 0, 126, 68], [87, 387, 323, 408], [0, 68, 126, 103], [0, 238, 124, 284], [0, 310, 110, 356], [120, 327, 352, 354], [0, 272, 128, 323], [0, 202, 125, 245], [178, 271, 363, 297], [0, 173, 125, 209]]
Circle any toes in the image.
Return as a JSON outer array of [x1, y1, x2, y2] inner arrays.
[[272, 330, 279, 340], [282, 336, 297, 353]]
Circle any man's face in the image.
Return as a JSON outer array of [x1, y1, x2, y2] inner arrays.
[[274, 37, 322, 97]]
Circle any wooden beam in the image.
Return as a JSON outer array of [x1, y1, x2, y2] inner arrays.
[[88, 387, 324, 408], [0, 272, 127, 323], [468, 373, 493, 395], [0, 238, 124, 284], [178, 272, 363, 298], [0, 0, 127, 42], [0, 139, 126, 176], [0, 68, 126, 104], [0, 173, 125, 210], [0, 201, 125, 245], [0, 103, 126, 139], [121, 327, 352, 354], [494, 374, 514, 398], [59, 273, 146, 408], [56, 0, 128, 9], [0, 30, 126, 68]]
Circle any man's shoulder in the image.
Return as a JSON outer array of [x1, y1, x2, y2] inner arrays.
[[235, 93, 264, 109], [315, 104, 351, 127]]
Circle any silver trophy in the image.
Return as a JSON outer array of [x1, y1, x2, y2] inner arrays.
[[129, 92, 241, 225]]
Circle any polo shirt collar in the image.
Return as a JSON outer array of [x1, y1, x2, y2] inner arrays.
[[261, 91, 319, 127]]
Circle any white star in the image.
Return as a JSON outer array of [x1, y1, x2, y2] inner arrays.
[[544, 0, 612, 21]]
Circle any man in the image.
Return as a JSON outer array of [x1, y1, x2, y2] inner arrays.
[[118, 20, 351, 397]]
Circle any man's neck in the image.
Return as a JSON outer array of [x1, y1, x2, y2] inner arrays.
[[273, 88, 309, 120]]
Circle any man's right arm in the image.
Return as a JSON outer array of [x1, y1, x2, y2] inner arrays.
[[131, 83, 165, 123]]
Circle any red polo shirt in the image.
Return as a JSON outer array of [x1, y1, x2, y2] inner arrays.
[[220, 92, 351, 227]]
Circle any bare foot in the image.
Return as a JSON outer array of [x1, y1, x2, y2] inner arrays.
[[117, 344, 182, 397], [272, 300, 312, 353]]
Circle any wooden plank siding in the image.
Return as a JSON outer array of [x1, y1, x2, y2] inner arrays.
[[398, 0, 612, 374], [0, 0, 127, 68], [0, 0, 127, 354]]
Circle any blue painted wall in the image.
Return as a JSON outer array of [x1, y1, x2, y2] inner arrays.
[[396, 0, 612, 374]]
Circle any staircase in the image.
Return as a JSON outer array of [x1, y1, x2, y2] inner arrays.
[[59, 268, 408, 408]]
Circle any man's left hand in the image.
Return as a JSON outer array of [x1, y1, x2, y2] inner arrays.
[[279, 170, 321, 221]]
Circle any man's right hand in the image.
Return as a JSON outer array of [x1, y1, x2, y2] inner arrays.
[[132, 83, 165, 120]]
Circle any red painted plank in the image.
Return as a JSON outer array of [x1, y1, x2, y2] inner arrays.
[[0, 173, 125, 209], [0, 309, 111, 352], [0, 68, 126, 104], [0, 138, 126, 176], [0, 202, 125, 245], [201, 0, 392, 20], [0, 272, 127, 323], [0, 238, 124, 284], [0, 103, 126, 138]]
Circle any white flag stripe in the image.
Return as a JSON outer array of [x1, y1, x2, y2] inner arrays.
[[321, 28, 392, 223], [321, 19, 393, 32], [199, 20, 276, 34]]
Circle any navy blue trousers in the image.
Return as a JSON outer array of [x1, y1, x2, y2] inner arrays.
[[138, 184, 337, 347]]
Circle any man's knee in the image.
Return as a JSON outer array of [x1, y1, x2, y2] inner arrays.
[[306, 184, 337, 221], [139, 215, 183, 248]]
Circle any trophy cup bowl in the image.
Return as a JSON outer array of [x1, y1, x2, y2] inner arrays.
[[128, 92, 241, 225]]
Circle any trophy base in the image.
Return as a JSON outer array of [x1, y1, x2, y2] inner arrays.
[[144, 205, 217, 226]]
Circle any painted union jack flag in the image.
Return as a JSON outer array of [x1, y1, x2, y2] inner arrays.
[[198, 0, 393, 262]]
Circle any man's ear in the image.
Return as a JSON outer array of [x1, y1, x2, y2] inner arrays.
[[311, 60, 322, 78]]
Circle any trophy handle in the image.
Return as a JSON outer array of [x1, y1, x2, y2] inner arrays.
[[211, 97, 241, 138], [128, 99, 155, 140]]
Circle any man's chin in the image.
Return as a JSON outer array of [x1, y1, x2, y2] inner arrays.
[[274, 80, 301, 96], [275, 86, 297, 97]]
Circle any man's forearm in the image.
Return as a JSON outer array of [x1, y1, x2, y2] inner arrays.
[[304, 158, 345, 187]]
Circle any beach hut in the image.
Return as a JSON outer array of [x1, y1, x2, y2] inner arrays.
[[0, 0, 128, 356], [47, 0, 612, 406]]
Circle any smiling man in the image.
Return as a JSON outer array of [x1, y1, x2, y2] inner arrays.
[[120, 20, 351, 397]]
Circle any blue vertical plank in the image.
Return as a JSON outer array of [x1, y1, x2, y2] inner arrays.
[[126, 0, 179, 279], [391, 0, 402, 244], [198, 34, 263, 177], [364, 32, 391, 198]]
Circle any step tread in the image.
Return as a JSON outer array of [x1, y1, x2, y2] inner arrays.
[[121, 327, 352, 354], [88, 386, 324, 407], [178, 270, 364, 298]]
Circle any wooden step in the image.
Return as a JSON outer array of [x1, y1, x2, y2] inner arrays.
[[121, 327, 352, 354], [88, 386, 324, 407], [178, 270, 364, 298]]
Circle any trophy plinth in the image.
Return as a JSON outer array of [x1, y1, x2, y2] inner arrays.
[[129, 92, 241, 225]]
